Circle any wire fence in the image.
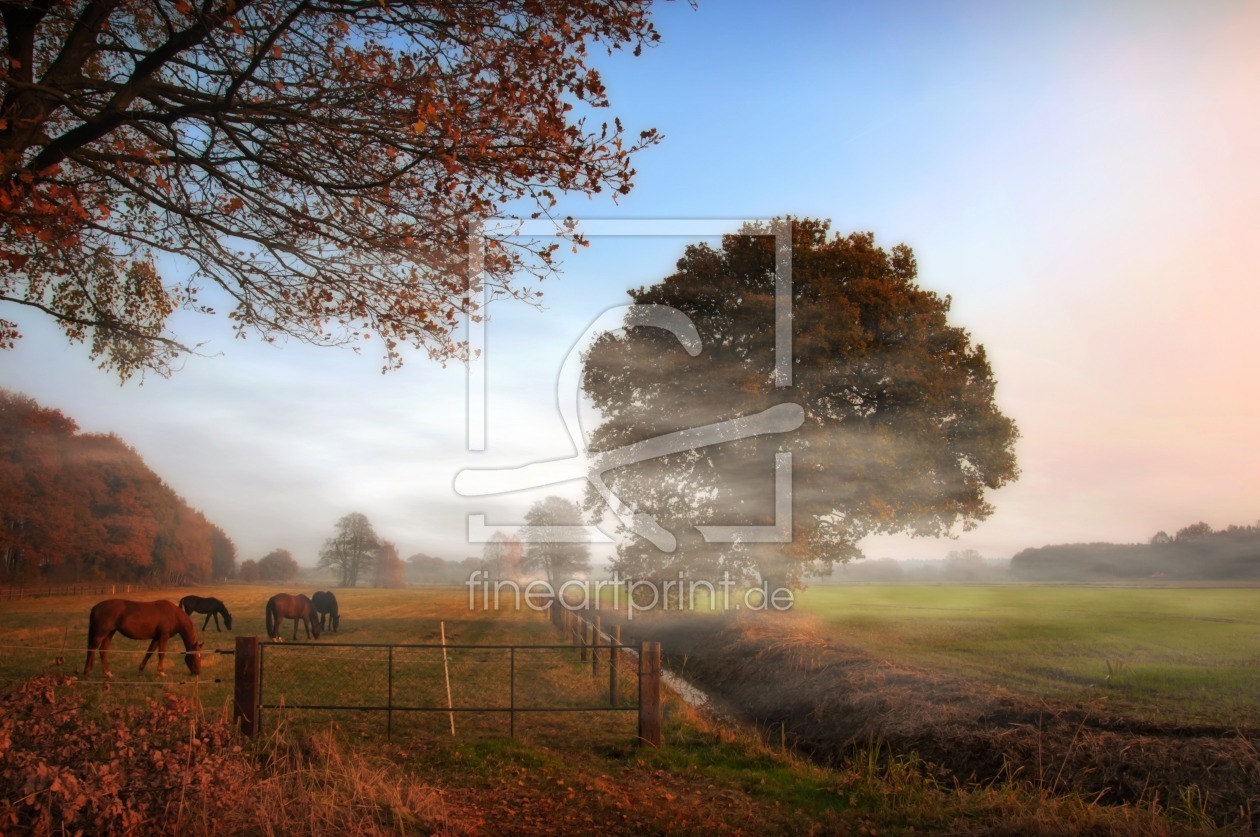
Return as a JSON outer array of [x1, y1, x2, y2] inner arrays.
[[0, 602, 664, 746], [240, 606, 660, 745], [1, 583, 137, 601], [0, 639, 233, 693]]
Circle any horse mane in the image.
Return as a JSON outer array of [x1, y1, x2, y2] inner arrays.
[[172, 604, 200, 650]]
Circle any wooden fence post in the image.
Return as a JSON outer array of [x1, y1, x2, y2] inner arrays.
[[609, 625, 620, 706], [592, 616, 601, 677], [233, 636, 259, 738], [580, 617, 588, 662], [638, 641, 661, 747]]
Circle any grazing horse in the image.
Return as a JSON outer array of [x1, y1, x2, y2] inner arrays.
[[178, 595, 234, 632], [84, 599, 203, 679], [265, 593, 322, 641], [311, 590, 340, 632]]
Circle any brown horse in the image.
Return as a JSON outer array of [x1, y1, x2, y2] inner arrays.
[[178, 594, 233, 632], [311, 590, 340, 632], [84, 599, 203, 679], [265, 593, 322, 641]]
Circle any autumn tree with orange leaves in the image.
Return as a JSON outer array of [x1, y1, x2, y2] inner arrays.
[[0, 388, 233, 583], [0, 0, 663, 378]]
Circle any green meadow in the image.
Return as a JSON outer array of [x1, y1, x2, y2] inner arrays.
[[795, 584, 1260, 726]]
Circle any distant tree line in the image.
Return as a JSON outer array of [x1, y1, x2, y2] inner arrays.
[[820, 550, 1010, 583], [0, 389, 235, 584], [405, 553, 486, 586], [1010, 521, 1260, 581], [402, 496, 592, 587], [238, 549, 300, 583]]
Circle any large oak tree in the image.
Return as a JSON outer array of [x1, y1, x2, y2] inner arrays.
[[521, 495, 590, 587], [0, 0, 662, 377], [318, 510, 380, 587], [582, 219, 1020, 591]]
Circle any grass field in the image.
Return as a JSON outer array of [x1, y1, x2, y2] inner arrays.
[[795, 584, 1260, 726], [5, 582, 1258, 729], [3, 583, 1255, 833], [0, 584, 636, 740]]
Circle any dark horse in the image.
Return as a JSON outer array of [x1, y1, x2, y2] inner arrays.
[[178, 595, 233, 632], [265, 593, 322, 641], [84, 599, 203, 679], [311, 590, 340, 632]]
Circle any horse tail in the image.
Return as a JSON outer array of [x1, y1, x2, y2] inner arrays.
[[84, 602, 101, 675], [178, 595, 190, 613], [265, 598, 276, 638], [306, 597, 321, 639]]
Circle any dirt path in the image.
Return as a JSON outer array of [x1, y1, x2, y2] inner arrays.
[[614, 610, 1260, 828]]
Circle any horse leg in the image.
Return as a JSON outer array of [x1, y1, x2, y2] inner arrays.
[[292, 617, 299, 641], [84, 632, 101, 676], [212, 612, 221, 632], [90, 633, 115, 679], [202, 612, 213, 632], [155, 635, 169, 675], [100, 635, 116, 679], [140, 636, 160, 672]]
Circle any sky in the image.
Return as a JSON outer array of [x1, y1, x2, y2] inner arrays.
[[2, 0, 1259, 569]]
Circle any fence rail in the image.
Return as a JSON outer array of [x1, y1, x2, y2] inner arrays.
[[232, 606, 663, 747], [1, 583, 137, 601]]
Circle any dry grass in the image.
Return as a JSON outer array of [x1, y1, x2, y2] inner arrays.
[[618, 608, 1260, 831], [3, 586, 1255, 834], [196, 724, 456, 836], [0, 673, 460, 836]]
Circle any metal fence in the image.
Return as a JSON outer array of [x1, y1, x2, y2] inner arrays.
[[233, 609, 663, 746]]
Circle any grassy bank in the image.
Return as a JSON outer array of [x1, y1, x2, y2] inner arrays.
[[795, 584, 1260, 726]]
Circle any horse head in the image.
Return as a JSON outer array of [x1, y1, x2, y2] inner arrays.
[[310, 614, 322, 639], [185, 640, 203, 675], [222, 610, 234, 631]]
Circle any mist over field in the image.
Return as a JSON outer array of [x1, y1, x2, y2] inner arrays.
[[2, 1, 1260, 833]]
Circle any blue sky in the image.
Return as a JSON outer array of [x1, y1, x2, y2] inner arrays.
[[3, 1, 1258, 569]]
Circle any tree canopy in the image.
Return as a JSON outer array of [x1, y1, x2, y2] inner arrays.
[[0, 0, 662, 378], [374, 540, 405, 588], [256, 547, 299, 581], [482, 529, 523, 581], [581, 218, 1020, 590], [0, 387, 233, 582], [521, 495, 590, 587], [318, 511, 381, 587]]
